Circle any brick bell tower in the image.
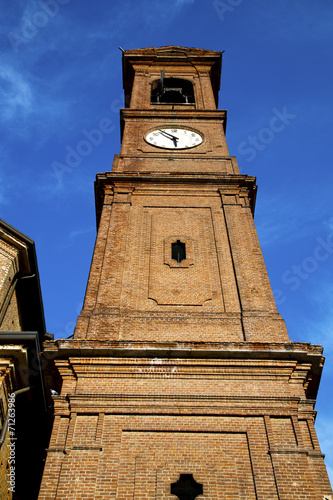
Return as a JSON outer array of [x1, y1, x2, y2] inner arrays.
[[39, 47, 332, 499]]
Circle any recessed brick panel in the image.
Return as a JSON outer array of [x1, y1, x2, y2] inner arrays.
[[117, 431, 256, 499], [148, 208, 215, 306]]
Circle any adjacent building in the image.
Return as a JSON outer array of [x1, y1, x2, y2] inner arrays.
[[0, 219, 52, 500]]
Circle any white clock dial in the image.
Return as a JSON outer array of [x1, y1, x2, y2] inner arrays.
[[145, 127, 203, 149]]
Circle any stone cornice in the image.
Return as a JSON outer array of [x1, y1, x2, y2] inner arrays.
[[43, 340, 324, 359], [94, 172, 257, 223], [51, 393, 316, 419], [120, 108, 226, 120], [95, 172, 255, 185], [43, 340, 323, 401]]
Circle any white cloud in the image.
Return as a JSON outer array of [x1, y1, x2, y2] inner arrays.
[[255, 195, 305, 247], [0, 175, 9, 206], [58, 226, 95, 251], [120, 0, 195, 28], [0, 66, 33, 121], [306, 286, 333, 349], [175, 0, 195, 5], [0, 63, 73, 147], [252, 0, 333, 43], [317, 418, 333, 451], [288, 283, 333, 401], [0, 0, 196, 131], [256, 190, 333, 251], [325, 217, 333, 234]]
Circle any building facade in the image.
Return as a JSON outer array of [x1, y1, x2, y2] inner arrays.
[[39, 46, 332, 499], [0, 219, 51, 499]]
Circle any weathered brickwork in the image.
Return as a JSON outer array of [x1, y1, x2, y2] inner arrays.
[[0, 237, 22, 332], [39, 342, 332, 499], [39, 46, 332, 498], [39, 339, 333, 499], [0, 220, 50, 500], [74, 179, 288, 343], [0, 225, 30, 500]]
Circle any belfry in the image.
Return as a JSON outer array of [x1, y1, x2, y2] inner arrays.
[[39, 46, 332, 499]]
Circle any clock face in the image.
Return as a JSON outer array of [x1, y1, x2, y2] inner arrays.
[[144, 127, 203, 149]]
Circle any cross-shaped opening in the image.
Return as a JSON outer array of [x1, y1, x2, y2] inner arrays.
[[171, 474, 203, 500]]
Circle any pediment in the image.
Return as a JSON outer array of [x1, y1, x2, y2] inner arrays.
[[124, 46, 222, 59]]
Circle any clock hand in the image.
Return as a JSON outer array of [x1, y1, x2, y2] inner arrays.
[[158, 129, 179, 142]]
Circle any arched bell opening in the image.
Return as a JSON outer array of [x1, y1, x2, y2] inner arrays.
[[151, 77, 195, 104]]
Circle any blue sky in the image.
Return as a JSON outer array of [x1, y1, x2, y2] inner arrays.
[[1, 0, 333, 484]]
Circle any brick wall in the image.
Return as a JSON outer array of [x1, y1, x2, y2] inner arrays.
[[39, 46, 333, 499], [38, 340, 332, 499], [74, 178, 288, 344]]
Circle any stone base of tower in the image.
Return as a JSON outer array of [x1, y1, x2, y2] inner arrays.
[[38, 340, 332, 499]]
